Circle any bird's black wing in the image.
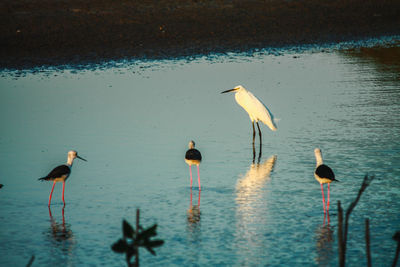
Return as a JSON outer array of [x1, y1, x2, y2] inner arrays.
[[39, 165, 70, 180], [315, 164, 335, 180], [185, 149, 202, 161]]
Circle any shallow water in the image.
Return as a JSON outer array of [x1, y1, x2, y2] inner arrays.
[[0, 46, 399, 266]]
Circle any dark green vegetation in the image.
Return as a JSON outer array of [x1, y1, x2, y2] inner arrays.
[[112, 210, 164, 267], [1, 0, 400, 68]]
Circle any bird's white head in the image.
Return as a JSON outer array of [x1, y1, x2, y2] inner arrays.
[[234, 85, 246, 91], [314, 148, 323, 166], [221, 85, 246, 94], [188, 140, 195, 149], [67, 150, 87, 166]]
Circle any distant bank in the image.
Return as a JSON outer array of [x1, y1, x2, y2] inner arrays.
[[1, 0, 399, 69]]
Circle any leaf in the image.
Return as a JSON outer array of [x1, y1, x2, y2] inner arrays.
[[111, 239, 128, 253], [144, 246, 156, 255], [138, 224, 157, 240], [123, 220, 135, 238], [126, 246, 137, 260], [148, 240, 164, 248]]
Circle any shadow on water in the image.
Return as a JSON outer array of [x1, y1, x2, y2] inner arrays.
[[314, 213, 334, 266], [44, 206, 75, 265]]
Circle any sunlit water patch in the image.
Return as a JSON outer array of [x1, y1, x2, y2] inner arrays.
[[0, 46, 399, 266]]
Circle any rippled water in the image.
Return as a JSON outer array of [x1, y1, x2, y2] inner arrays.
[[0, 46, 399, 266]]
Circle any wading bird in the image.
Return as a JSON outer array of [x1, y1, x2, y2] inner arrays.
[[314, 148, 338, 213], [221, 85, 277, 145], [185, 141, 202, 190], [39, 150, 87, 206]]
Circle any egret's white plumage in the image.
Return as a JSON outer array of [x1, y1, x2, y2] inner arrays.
[[221, 85, 277, 144], [233, 86, 277, 131]]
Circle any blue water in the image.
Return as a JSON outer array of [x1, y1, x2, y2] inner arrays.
[[0, 46, 399, 266]]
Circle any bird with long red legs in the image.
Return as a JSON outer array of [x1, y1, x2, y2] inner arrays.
[[185, 141, 202, 190], [314, 148, 338, 213], [39, 150, 87, 206]]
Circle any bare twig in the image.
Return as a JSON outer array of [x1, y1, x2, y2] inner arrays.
[[135, 209, 140, 267], [338, 174, 374, 267], [26, 255, 35, 267], [365, 219, 372, 267], [392, 231, 400, 267]]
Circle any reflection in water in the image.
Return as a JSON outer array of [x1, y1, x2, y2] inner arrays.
[[252, 142, 262, 164], [186, 188, 201, 263], [342, 46, 400, 73], [45, 206, 75, 266], [236, 155, 277, 205], [187, 187, 201, 226], [314, 213, 334, 266], [48, 206, 74, 242], [235, 155, 277, 264]]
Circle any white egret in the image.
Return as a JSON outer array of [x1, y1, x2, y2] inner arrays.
[[314, 148, 338, 213], [39, 150, 87, 206], [184, 141, 202, 190], [221, 85, 277, 144]]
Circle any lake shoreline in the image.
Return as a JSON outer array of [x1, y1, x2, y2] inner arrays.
[[1, 0, 400, 70]]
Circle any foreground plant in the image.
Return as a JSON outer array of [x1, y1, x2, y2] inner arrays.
[[111, 209, 164, 267]]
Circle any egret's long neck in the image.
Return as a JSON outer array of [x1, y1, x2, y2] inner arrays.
[[67, 156, 74, 166], [315, 151, 323, 167]]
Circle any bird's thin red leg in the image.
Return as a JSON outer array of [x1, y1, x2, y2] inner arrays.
[[48, 181, 56, 207], [189, 166, 193, 188], [197, 165, 201, 191], [327, 183, 330, 212], [320, 183, 326, 213], [62, 181, 66, 205]]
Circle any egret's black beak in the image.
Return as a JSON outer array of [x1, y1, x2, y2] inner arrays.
[[221, 88, 237, 94], [77, 155, 87, 162]]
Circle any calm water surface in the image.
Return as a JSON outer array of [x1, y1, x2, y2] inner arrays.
[[0, 46, 399, 266]]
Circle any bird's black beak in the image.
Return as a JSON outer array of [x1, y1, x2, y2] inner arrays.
[[77, 155, 87, 162], [221, 88, 236, 94]]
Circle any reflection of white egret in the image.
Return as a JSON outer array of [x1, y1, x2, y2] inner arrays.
[[185, 141, 202, 190], [39, 151, 87, 206], [235, 155, 277, 263], [236, 155, 277, 205], [314, 148, 338, 213], [221, 85, 277, 144]]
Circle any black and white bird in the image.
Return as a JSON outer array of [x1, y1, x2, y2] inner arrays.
[[185, 141, 202, 190], [39, 150, 87, 206], [314, 148, 338, 213]]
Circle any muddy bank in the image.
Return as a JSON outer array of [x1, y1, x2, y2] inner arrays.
[[1, 0, 400, 69]]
